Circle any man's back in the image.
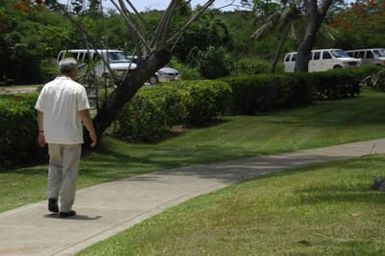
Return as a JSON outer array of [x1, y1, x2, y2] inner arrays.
[[35, 76, 90, 144]]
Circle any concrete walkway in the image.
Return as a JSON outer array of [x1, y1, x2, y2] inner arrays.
[[2, 138, 385, 256]]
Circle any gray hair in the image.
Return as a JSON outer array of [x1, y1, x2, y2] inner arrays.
[[59, 58, 77, 74]]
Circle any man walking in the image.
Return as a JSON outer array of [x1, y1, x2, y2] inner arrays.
[[35, 58, 97, 217]]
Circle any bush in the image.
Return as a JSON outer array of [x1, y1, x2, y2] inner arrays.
[[224, 74, 314, 115], [173, 80, 232, 126], [354, 65, 384, 91], [303, 66, 381, 100], [234, 58, 271, 75], [115, 80, 232, 141], [196, 46, 234, 79], [308, 71, 359, 100], [115, 86, 188, 141], [168, 58, 202, 80], [0, 94, 45, 169]]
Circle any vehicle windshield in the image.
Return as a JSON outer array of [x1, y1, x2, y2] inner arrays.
[[330, 49, 350, 58], [107, 51, 131, 63], [373, 49, 385, 57]]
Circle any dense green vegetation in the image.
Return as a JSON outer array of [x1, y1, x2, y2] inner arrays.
[[1, 0, 380, 84], [2, 67, 378, 168], [78, 154, 385, 256], [0, 93, 44, 169], [115, 80, 231, 141], [2, 88, 385, 213]]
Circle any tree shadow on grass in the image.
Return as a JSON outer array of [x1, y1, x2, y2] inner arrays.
[[79, 143, 261, 181]]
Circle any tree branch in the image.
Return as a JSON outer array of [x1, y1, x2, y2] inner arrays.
[[112, 0, 152, 52], [319, 0, 334, 15], [167, 0, 216, 45], [154, 0, 181, 49], [124, 0, 152, 35], [217, 0, 237, 10]]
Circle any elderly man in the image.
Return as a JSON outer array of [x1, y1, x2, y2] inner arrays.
[[35, 58, 97, 218]]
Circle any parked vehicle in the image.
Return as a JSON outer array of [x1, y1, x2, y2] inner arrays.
[[346, 48, 385, 66], [57, 49, 181, 84], [126, 55, 181, 84], [57, 49, 137, 78], [284, 49, 361, 73]]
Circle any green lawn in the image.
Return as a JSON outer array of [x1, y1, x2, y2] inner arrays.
[[78, 154, 385, 256], [1, 88, 385, 212]]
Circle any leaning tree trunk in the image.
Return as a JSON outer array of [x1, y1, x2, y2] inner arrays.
[[270, 23, 291, 73], [294, 17, 322, 72], [92, 49, 171, 138], [294, 0, 334, 72]]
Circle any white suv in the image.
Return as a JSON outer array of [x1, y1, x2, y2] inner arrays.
[[284, 49, 361, 72]]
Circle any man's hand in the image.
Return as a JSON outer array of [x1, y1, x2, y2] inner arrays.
[[89, 132, 97, 148], [37, 133, 46, 148], [79, 109, 97, 148]]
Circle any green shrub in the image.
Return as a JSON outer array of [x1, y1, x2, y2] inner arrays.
[[169, 58, 202, 80], [224, 74, 314, 115], [305, 66, 381, 100], [115, 86, 188, 141], [0, 94, 45, 169], [196, 46, 234, 79], [173, 80, 232, 126], [353, 65, 384, 91], [308, 71, 358, 100], [115, 80, 232, 141], [234, 58, 271, 75]]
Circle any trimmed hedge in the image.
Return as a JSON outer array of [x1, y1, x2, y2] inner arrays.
[[115, 86, 188, 141], [224, 74, 313, 115], [224, 66, 381, 115], [115, 80, 232, 141], [0, 94, 45, 169], [173, 80, 232, 125]]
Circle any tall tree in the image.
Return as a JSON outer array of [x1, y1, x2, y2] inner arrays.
[[294, 0, 334, 72], [65, 0, 217, 139]]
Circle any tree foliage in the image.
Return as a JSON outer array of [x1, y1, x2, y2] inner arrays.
[[0, 0, 75, 83], [330, 0, 385, 49]]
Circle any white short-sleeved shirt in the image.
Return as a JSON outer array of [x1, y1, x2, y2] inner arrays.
[[35, 76, 90, 144]]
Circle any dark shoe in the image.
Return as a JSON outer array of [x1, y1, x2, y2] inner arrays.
[[59, 210, 76, 218], [48, 198, 59, 213]]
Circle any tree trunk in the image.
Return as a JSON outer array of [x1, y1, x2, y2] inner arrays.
[[294, 15, 322, 72], [92, 49, 171, 139], [294, 0, 334, 72], [270, 23, 290, 73]]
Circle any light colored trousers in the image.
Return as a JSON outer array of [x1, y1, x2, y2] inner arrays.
[[48, 144, 81, 212]]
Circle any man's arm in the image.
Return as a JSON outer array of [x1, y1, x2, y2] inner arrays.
[[79, 109, 97, 147], [37, 111, 46, 148]]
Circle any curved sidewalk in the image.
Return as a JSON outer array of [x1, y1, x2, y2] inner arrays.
[[1, 138, 385, 256]]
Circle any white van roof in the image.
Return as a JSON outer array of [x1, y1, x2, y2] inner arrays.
[[287, 48, 346, 54], [59, 49, 124, 53], [346, 48, 385, 52]]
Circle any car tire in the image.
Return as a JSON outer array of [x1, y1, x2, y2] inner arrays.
[[149, 75, 159, 85]]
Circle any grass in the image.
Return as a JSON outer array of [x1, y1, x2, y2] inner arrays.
[[2, 88, 385, 212], [78, 154, 385, 256]]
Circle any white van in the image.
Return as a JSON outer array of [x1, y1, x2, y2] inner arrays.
[[284, 49, 360, 72], [57, 49, 137, 78], [346, 48, 385, 66]]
